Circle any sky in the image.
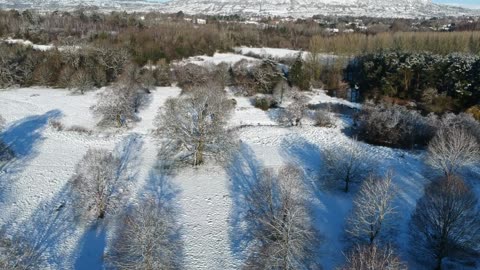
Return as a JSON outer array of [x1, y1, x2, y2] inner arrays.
[[433, 0, 480, 8]]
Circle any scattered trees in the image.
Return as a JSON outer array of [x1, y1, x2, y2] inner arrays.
[[346, 173, 397, 245], [410, 175, 480, 269], [105, 199, 182, 270], [426, 127, 479, 177], [324, 138, 367, 192], [155, 84, 236, 166], [340, 244, 406, 270], [244, 165, 319, 269], [70, 149, 125, 221]]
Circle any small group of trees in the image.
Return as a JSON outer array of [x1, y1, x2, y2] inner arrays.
[[355, 102, 480, 149], [69, 147, 183, 269], [244, 165, 319, 269], [339, 172, 404, 269], [356, 103, 435, 148]]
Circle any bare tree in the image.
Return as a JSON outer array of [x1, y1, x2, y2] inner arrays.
[[70, 149, 125, 221], [279, 93, 309, 127], [105, 199, 182, 270], [0, 114, 5, 131], [339, 244, 406, 270], [410, 175, 480, 269], [94, 65, 150, 128], [155, 84, 236, 166], [324, 138, 367, 193], [69, 69, 95, 94], [0, 114, 14, 163], [346, 173, 397, 245], [244, 164, 319, 270], [426, 127, 479, 177], [0, 230, 47, 270], [92, 46, 129, 82]]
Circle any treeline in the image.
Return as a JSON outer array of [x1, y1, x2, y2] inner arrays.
[[0, 43, 170, 89], [310, 31, 480, 55], [348, 51, 480, 113]]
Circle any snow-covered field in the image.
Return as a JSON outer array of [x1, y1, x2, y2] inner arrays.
[[0, 82, 478, 269]]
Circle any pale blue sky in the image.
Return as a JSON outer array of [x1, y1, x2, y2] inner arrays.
[[433, 0, 480, 8]]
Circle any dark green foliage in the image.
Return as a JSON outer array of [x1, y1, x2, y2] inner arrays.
[[289, 53, 311, 91], [349, 51, 480, 113]]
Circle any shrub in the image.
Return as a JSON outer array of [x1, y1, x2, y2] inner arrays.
[[466, 105, 480, 121], [253, 95, 277, 111], [313, 109, 335, 127], [356, 103, 435, 148]]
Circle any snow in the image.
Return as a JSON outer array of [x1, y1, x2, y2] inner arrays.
[[179, 53, 259, 66], [235, 46, 305, 59], [2, 38, 80, 52], [0, 82, 478, 269]]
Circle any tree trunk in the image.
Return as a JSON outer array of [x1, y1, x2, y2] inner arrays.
[[194, 140, 204, 166]]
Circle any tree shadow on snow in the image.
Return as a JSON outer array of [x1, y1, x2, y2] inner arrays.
[[74, 223, 107, 270], [225, 143, 263, 260], [0, 110, 62, 203], [1, 182, 78, 269]]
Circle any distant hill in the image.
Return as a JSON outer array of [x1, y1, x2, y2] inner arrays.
[[1, 0, 479, 18]]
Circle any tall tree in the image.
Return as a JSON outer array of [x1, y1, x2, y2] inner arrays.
[[410, 175, 480, 269], [155, 84, 236, 166], [346, 173, 397, 245]]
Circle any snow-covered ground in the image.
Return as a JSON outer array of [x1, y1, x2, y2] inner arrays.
[[0, 84, 477, 268]]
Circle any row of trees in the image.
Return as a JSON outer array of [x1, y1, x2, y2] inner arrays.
[[0, 43, 172, 90]]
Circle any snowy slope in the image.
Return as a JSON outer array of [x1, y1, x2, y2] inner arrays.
[[0, 51, 478, 269], [1, 0, 479, 18]]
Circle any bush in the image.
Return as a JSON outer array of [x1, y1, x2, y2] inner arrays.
[[48, 120, 64, 131], [466, 105, 480, 121], [356, 103, 436, 148], [253, 95, 277, 111], [313, 109, 335, 127]]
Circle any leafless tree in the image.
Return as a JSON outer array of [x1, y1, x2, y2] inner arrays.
[[92, 46, 130, 82], [70, 149, 126, 221], [105, 199, 182, 270], [427, 127, 479, 177], [0, 114, 5, 131], [69, 69, 95, 94], [346, 173, 397, 245], [0, 114, 14, 163], [324, 138, 368, 193], [339, 244, 406, 270], [0, 230, 47, 270], [155, 84, 236, 166], [94, 65, 149, 128], [410, 175, 480, 269], [244, 164, 319, 270], [279, 93, 309, 127]]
